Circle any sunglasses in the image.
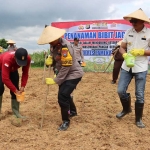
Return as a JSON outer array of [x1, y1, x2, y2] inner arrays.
[[129, 19, 139, 24]]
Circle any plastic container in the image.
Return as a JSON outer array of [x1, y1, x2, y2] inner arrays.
[[16, 92, 25, 102], [125, 53, 135, 68]]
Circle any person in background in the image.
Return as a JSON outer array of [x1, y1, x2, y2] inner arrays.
[[111, 40, 124, 84], [7, 40, 17, 51], [116, 8, 150, 128], [38, 26, 84, 131], [72, 38, 85, 66], [0, 48, 31, 126]]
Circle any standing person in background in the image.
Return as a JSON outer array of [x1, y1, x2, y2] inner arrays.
[[111, 40, 124, 84], [38, 26, 84, 131], [0, 48, 31, 126], [73, 38, 85, 66], [7, 40, 17, 51], [116, 8, 150, 128]]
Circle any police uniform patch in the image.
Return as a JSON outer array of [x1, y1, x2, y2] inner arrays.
[[61, 46, 73, 66], [62, 50, 68, 57]]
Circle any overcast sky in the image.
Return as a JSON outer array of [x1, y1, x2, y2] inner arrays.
[[0, 0, 150, 53]]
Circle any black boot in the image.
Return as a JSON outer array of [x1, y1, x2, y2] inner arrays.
[[116, 93, 132, 119], [58, 107, 70, 131], [70, 96, 77, 118], [135, 103, 145, 128]]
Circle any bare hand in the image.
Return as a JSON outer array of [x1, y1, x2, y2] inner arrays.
[[20, 87, 25, 93], [15, 90, 21, 95]]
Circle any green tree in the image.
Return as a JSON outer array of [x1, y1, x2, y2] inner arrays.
[[0, 38, 8, 49]]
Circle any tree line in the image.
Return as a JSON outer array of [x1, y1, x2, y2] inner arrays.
[[0, 38, 9, 49]]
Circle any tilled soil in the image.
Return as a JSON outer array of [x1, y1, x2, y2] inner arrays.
[[0, 68, 150, 150]]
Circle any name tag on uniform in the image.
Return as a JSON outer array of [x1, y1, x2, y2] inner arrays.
[[141, 38, 146, 40], [129, 35, 133, 37]]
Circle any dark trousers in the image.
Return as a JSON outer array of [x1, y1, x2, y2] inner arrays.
[[112, 60, 123, 82], [0, 71, 19, 99], [58, 78, 82, 109]]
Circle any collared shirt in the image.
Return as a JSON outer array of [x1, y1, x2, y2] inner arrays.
[[72, 44, 84, 62], [122, 26, 150, 73], [52, 38, 84, 85], [0, 51, 31, 92]]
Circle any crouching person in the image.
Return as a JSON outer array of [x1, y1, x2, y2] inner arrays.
[[38, 26, 84, 131], [0, 48, 31, 126]]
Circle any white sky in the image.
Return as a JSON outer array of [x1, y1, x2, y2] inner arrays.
[[0, 0, 150, 53]]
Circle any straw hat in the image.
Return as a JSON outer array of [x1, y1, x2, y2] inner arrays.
[[117, 40, 122, 46], [123, 8, 150, 23], [7, 40, 16, 44], [37, 26, 66, 45]]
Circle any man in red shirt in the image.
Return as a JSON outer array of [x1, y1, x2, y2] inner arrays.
[[0, 48, 31, 125]]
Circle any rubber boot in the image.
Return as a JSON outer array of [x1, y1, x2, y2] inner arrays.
[[11, 99, 25, 119], [58, 107, 70, 131], [116, 93, 132, 119], [70, 96, 77, 118], [135, 103, 145, 128], [0, 95, 5, 120]]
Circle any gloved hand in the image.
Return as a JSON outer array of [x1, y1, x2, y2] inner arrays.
[[122, 53, 128, 59], [81, 62, 86, 67], [45, 78, 56, 85], [45, 56, 53, 66], [54, 74, 56, 78], [130, 49, 145, 56]]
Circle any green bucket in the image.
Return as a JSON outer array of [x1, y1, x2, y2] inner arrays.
[[125, 54, 135, 68]]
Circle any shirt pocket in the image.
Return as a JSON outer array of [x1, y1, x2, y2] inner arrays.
[[127, 37, 134, 49], [140, 39, 149, 49]]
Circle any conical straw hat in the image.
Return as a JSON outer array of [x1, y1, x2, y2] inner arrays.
[[7, 40, 16, 44], [37, 26, 66, 45], [123, 8, 150, 23], [117, 40, 122, 46]]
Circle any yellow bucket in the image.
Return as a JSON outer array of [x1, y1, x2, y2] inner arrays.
[[125, 54, 135, 68], [16, 92, 25, 102]]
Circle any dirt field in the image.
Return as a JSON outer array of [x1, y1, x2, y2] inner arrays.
[[1, 68, 150, 150]]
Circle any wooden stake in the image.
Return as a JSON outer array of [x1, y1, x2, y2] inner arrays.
[[40, 65, 51, 129]]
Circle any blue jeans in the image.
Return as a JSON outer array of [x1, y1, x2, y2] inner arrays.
[[117, 69, 147, 103]]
